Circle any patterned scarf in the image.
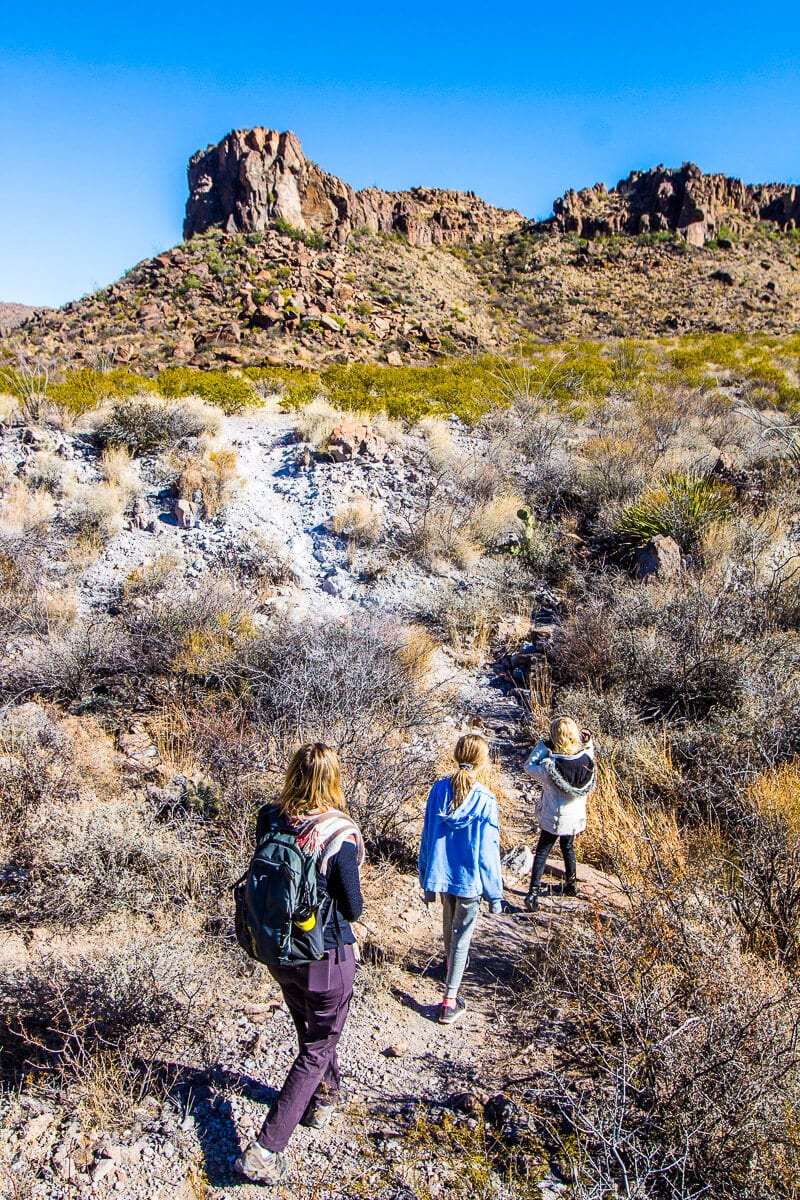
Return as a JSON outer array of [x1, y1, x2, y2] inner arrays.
[[292, 809, 366, 872]]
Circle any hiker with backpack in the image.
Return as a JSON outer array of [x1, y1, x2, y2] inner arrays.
[[418, 733, 504, 1025], [522, 716, 597, 911], [234, 743, 365, 1186]]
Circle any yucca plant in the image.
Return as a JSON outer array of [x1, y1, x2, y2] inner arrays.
[[616, 472, 733, 555]]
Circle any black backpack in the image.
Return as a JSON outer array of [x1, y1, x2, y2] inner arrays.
[[233, 808, 330, 967]]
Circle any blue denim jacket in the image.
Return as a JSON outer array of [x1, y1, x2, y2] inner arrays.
[[418, 778, 503, 902]]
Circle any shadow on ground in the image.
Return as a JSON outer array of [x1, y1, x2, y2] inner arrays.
[[151, 1061, 277, 1187]]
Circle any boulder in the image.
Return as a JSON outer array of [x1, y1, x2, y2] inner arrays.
[[131, 497, 151, 531], [321, 568, 354, 599], [173, 497, 198, 528], [328, 421, 388, 463], [635, 535, 681, 582], [502, 845, 534, 876]]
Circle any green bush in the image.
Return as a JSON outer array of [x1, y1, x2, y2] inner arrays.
[[319, 359, 505, 423], [272, 217, 326, 249], [157, 367, 256, 414], [617, 473, 733, 554], [245, 365, 322, 407], [49, 368, 155, 414]]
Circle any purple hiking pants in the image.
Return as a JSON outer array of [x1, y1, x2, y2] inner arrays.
[[256, 944, 357, 1153]]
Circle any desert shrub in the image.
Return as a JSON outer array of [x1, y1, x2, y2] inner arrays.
[[550, 593, 627, 692], [48, 367, 154, 414], [65, 481, 126, 544], [0, 618, 131, 705], [216, 617, 444, 851], [289, 394, 340, 444], [93, 393, 222, 455], [272, 216, 326, 249], [0, 391, 18, 424], [0, 354, 50, 421], [212, 534, 297, 592], [519, 871, 800, 1198], [0, 480, 56, 536], [0, 532, 73, 644], [319, 359, 504, 424], [23, 450, 68, 496], [616, 472, 734, 555], [0, 941, 201, 1117], [357, 1105, 546, 1200], [246, 364, 321, 407], [331, 494, 384, 545], [99, 445, 140, 503], [579, 434, 650, 505], [579, 738, 686, 873], [396, 433, 522, 568], [157, 367, 256, 414], [22, 797, 218, 926], [123, 579, 256, 684], [173, 445, 239, 519], [0, 709, 75, 867], [727, 760, 800, 965], [419, 559, 533, 662], [121, 553, 182, 601]]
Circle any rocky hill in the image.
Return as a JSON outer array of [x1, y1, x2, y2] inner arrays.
[[185, 127, 524, 247], [551, 162, 800, 245], [0, 302, 43, 336], [4, 130, 800, 372]]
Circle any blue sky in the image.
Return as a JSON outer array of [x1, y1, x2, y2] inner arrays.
[[2, 0, 798, 307]]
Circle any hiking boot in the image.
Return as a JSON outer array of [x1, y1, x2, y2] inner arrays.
[[523, 891, 539, 912], [300, 1097, 336, 1130], [563, 879, 578, 897], [439, 997, 467, 1025], [233, 1141, 289, 1185]]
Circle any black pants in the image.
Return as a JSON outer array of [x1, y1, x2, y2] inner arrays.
[[528, 830, 576, 893]]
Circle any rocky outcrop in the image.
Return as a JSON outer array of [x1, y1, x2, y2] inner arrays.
[[0, 303, 42, 337], [184, 127, 524, 247], [552, 163, 800, 246]]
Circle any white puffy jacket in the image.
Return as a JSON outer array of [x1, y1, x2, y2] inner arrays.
[[523, 739, 597, 836]]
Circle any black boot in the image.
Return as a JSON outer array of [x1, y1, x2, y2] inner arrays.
[[524, 890, 539, 912], [563, 878, 577, 897]]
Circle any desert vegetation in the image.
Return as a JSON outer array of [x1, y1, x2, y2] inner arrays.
[[2, 338, 800, 1198]]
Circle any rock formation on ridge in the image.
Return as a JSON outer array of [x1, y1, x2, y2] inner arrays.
[[552, 162, 800, 246], [0, 303, 41, 336], [184, 127, 525, 247]]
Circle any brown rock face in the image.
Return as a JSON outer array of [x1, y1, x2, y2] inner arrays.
[[552, 163, 800, 245], [184, 127, 524, 247]]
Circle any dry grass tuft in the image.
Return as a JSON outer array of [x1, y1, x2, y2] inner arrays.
[[0, 392, 19, 424], [65, 481, 126, 543], [748, 758, 800, 833], [292, 396, 341, 447], [178, 445, 239, 519], [331, 494, 383, 544], [580, 737, 686, 878], [468, 493, 525, 549], [100, 445, 141, 504], [0, 480, 57, 536]]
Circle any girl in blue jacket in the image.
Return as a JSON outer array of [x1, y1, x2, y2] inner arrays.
[[418, 733, 503, 1024]]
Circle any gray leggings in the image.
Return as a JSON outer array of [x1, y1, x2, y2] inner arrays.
[[441, 894, 480, 999]]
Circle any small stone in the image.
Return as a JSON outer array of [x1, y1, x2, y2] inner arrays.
[[635, 534, 681, 582], [383, 1043, 408, 1058]]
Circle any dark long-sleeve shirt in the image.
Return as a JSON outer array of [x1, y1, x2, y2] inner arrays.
[[256, 805, 363, 949]]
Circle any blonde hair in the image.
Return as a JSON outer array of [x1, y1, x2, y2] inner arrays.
[[278, 743, 346, 818], [550, 716, 584, 757], [449, 733, 492, 808]]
